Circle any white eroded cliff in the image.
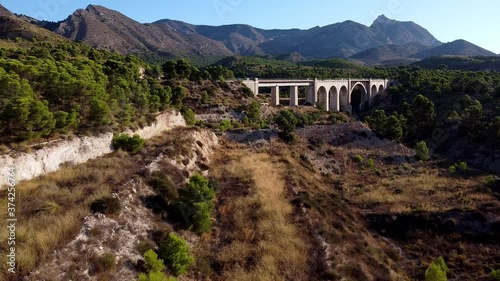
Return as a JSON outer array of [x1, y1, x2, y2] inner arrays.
[[0, 111, 185, 185]]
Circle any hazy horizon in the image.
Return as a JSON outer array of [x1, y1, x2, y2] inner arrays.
[[1, 0, 499, 53]]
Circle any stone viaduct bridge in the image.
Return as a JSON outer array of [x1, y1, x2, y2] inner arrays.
[[243, 78, 392, 112]]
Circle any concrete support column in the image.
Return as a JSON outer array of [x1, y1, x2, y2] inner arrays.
[[290, 86, 299, 106], [324, 93, 330, 112], [254, 78, 259, 96], [271, 86, 280, 106], [306, 86, 315, 105]]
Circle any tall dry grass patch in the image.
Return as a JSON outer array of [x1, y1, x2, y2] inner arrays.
[[346, 169, 496, 213], [0, 153, 137, 278], [212, 152, 309, 281]]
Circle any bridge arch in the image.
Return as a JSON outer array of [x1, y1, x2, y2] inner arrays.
[[317, 86, 328, 111], [378, 85, 384, 93], [339, 86, 349, 112], [351, 83, 368, 112], [329, 86, 339, 112]]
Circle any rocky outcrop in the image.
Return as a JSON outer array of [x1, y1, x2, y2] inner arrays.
[[0, 111, 185, 186], [148, 129, 219, 177]]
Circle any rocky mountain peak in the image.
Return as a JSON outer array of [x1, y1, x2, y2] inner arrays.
[[373, 14, 391, 25], [0, 4, 14, 17]]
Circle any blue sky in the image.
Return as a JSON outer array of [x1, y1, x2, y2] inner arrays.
[[1, 0, 499, 53]]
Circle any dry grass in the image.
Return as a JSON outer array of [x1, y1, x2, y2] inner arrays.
[[0, 154, 137, 278], [211, 150, 309, 281], [339, 167, 497, 213], [290, 134, 499, 281]]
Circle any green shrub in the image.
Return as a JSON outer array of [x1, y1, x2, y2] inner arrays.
[[149, 172, 178, 202], [365, 158, 375, 169], [275, 110, 298, 143], [176, 174, 215, 234], [219, 119, 233, 132], [449, 161, 468, 175], [492, 268, 500, 281], [485, 176, 497, 188], [171, 86, 187, 109], [425, 257, 448, 281], [353, 155, 363, 163], [415, 140, 430, 161], [446, 110, 461, 124], [181, 174, 215, 205], [92, 252, 116, 273], [112, 134, 145, 153], [191, 201, 213, 234], [365, 110, 404, 141], [181, 106, 196, 126], [448, 165, 457, 174], [90, 197, 121, 215], [143, 249, 165, 273], [245, 100, 264, 128], [159, 233, 194, 276], [294, 111, 319, 127], [200, 90, 209, 104]]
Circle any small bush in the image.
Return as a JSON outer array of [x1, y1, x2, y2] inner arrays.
[[365, 158, 375, 169], [112, 134, 145, 153], [191, 201, 213, 234], [90, 197, 121, 215], [159, 233, 194, 276], [485, 176, 498, 189], [416, 141, 430, 161], [492, 268, 500, 281], [353, 155, 363, 163], [176, 174, 215, 234], [200, 90, 209, 104], [449, 161, 468, 175], [425, 257, 448, 281], [219, 119, 233, 132], [92, 252, 116, 274], [181, 106, 196, 126], [143, 249, 165, 273], [275, 110, 298, 143]]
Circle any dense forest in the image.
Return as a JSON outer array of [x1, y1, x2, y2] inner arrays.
[[367, 67, 500, 145], [0, 41, 234, 144]]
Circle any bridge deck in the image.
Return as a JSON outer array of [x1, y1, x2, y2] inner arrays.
[[257, 79, 314, 83]]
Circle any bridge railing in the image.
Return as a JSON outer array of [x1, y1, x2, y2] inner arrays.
[[241, 78, 389, 83]]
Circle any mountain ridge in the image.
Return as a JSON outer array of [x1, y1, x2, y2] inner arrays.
[[0, 3, 66, 43], [1, 4, 497, 65]]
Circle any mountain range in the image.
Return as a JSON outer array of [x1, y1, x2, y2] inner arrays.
[[0, 4, 497, 65]]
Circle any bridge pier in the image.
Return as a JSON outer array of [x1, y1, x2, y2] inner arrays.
[[290, 86, 299, 106], [271, 86, 280, 106], [306, 86, 315, 105]]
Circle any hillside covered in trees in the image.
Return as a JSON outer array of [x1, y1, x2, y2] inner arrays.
[[364, 67, 500, 172], [0, 40, 235, 145]]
